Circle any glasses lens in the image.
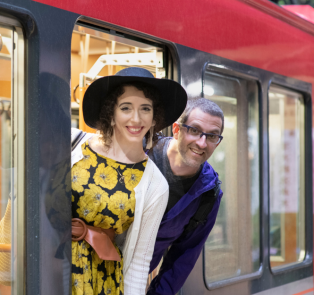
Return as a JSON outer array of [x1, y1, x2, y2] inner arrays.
[[206, 134, 220, 144], [187, 127, 201, 137]]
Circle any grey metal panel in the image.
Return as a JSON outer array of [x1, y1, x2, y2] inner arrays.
[[253, 276, 313, 295], [30, 5, 77, 295]]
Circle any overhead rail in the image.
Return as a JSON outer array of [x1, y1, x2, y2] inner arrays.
[[79, 51, 165, 88]]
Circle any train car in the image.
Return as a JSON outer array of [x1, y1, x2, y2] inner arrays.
[[0, 0, 313, 294]]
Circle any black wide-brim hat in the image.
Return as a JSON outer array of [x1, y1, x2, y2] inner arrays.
[[83, 67, 187, 130]]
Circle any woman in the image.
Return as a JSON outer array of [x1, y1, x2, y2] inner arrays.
[[71, 67, 187, 295]]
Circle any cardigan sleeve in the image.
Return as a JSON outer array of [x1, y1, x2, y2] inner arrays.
[[124, 176, 169, 295]]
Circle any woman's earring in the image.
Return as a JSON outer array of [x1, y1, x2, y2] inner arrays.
[[111, 119, 115, 126], [146, 126, 154, 149]]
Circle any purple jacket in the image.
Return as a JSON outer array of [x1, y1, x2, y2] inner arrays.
[[146, 161, 222, 295]]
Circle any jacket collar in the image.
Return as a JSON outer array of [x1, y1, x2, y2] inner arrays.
[[161, 161, 219, 222]]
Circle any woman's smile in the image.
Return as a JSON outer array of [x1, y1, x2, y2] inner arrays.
[[126, 126, 144, 135]]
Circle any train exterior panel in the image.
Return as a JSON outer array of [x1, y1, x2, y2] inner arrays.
[[33, 0, 314, 86], [0, 0, 313, 294]]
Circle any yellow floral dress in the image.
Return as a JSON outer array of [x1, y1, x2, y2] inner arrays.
[[71, 141, 147, 295]]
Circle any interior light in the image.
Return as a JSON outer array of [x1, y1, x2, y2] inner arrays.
[[186, 81, 201, 97], [204, 85, 214, 96]]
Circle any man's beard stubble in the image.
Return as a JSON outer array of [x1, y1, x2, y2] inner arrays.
[[177, 140, 205, 168]]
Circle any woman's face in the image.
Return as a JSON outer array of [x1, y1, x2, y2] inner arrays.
[[113, 85, 155, 144]]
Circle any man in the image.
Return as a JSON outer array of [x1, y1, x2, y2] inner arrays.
[[146, 98, 224, 295]]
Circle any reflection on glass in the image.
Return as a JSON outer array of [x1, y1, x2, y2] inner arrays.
[[204, 72, 260, 284], [0, 26, 12, 295], [269, 86, 305, 269]]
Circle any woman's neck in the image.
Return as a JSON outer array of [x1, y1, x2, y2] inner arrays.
[[89, 134, 146, 164]]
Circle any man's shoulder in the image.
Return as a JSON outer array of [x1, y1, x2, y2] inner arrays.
[[147, 157, 167, 182], [201, 161, 218, 178], [199, 162, 222, 197], [147, 137, 173, 181], [151, 136, 171, 152], [148, 137, 171, 161]]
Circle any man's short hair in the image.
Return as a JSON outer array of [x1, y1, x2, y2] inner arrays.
[[177, 98, 224, 134]]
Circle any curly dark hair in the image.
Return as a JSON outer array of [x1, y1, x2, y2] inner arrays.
[[96, 81, 165, 149]]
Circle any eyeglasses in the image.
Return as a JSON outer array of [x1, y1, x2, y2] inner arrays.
[[180, 124, 223, 144]]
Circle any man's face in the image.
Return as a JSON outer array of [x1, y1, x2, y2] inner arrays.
[[174, 108, 222, 168]]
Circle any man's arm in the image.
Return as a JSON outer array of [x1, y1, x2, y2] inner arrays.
[[147, 195, 222, 295], [149, 235, 169, 274]]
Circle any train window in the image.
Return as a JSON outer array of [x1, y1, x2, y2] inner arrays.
[[204, 72, 260, 285], [0, 18, 25, 295], [268, 86, 305, 270], [71, 24, 166, 133]]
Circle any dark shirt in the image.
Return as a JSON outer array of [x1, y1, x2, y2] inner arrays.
[[148, 137, 202, 213]]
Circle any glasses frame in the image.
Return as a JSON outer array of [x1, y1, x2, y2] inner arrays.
[[180, 123, 223, 144]]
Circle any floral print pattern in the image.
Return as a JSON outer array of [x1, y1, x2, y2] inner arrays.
[[122, 168, 144, 192], [77, 142, 97, 169], [94, 164, 118, 190], [71, 166, 90, 193], [72, 141, 147, 295]]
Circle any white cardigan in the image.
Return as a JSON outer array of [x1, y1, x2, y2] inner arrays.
[[71, 129, 169, 294]]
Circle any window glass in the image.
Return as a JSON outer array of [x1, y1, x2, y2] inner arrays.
[[204, 72, 260, 284], [0, 21, 24, 295], [71, 24, 166, 133], [269, 86, 305, 269], [0, 25, 13, 295]]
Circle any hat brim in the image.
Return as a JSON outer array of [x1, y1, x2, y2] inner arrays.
[[83, 75, 187, 130]]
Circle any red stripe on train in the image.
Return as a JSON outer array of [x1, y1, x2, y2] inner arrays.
[[293, 287, 314, 295]]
